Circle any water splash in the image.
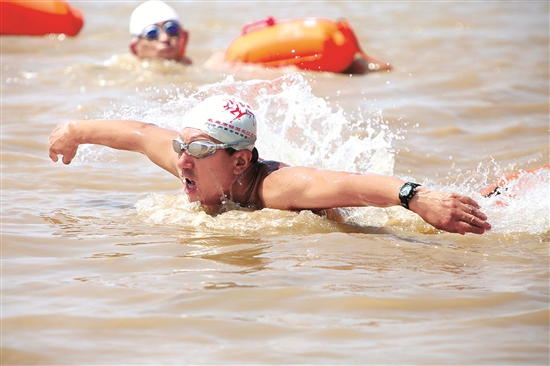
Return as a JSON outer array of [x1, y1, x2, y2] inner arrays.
[[133, 193, 342, 237], [476, 166, 549, 235], [79, 72, 549, 236], [425, 162, 550, 236], [86, 72, 395, 174], [156, 73, 397, 175]]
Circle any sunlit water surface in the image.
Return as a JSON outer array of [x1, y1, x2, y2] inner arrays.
[[1, 1, 548, 364]]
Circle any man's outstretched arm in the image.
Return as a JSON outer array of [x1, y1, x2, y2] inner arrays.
[[49, 119, 180, 178], [261, 166, 491, 235]]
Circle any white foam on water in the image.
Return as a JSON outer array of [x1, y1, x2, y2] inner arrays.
[[422, 162, 550, 236], [476, 167, 549, 236], [77, 72, 548, 236], [133, 193, 343, 237]]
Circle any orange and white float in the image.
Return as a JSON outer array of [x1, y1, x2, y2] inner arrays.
[[0, 0, 84, 36], [224, 17, 392, 74]]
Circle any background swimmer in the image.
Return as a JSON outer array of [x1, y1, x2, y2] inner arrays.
[[129, 0, 191, 64]]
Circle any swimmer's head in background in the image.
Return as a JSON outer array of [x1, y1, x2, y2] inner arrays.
[[129, 0, 189, 61], [182, 95, 257, 152], [129, 0, 180, 37]]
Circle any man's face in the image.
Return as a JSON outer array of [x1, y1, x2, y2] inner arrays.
[[175, 128, 238, 206], [133, 21, 186, 61]]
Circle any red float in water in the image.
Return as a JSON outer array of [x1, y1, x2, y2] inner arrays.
[[1, 0, 84, 36]]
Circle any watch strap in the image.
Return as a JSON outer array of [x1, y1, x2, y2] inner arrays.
[[399, 182, 421, 210]]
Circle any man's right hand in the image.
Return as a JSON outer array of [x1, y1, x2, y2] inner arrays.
[[49, 120, 79, 164]]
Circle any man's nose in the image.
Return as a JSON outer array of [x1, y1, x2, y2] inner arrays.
[[177, 150, 194, 169], [157, 30, 171, 42]]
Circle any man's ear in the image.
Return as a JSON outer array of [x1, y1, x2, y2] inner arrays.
[[129, 38, 139, 55], [178, 30, 189, 60], [233, 150, 253, 174]]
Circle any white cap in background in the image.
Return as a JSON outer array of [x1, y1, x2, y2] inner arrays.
[[129, 0, 180, 36]]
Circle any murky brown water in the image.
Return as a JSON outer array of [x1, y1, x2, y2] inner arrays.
[[2, 1, 548, 364]]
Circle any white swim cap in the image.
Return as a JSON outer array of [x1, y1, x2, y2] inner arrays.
[[129, 0, 180, 37], [182, 95, 257, 151]]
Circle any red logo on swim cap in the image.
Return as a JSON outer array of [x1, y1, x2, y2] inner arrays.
[[223, 99, 255, 125]]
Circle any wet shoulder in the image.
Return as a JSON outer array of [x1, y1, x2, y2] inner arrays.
[[259, 159, 289, 175]]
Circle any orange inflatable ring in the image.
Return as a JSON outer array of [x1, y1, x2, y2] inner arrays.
[[225, 17, 391, 73], [0, 0, 84, 36], [480, 164, 550, 199]]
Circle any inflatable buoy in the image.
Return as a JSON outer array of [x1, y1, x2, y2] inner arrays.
[[0, 0, 84, 36], [224, 17, 391, 74], [480, 164, 550, 203]]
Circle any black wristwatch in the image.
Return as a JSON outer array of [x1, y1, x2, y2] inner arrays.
[[399, 182, 421, 210]]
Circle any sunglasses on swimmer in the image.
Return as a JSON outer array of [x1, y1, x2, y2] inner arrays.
[[141, 21, 182, 40], [172, 138, 242, 159]]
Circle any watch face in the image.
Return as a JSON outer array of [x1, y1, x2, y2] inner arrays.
[[400, 185, 412, 196]]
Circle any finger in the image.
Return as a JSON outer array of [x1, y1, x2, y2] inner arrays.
[[61, 148, 77, 165], [467, 215, 487, 229], [459, 195, 481, 209], [468, 206, 487, 221], [458, 209, 491, 232], [49, 150, 59, 162], [458, 199, 487, 221], [62, 153, 74, 165], [451, 216, 486, 235], [460, 221, 486, 235]]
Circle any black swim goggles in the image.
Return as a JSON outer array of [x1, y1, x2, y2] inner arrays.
[[172, 138, 242, 159], [141, 21, 182, 40]]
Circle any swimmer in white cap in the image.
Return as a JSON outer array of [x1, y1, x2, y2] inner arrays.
[[129, 0, 191, 63], [49, 95, 491, 235]]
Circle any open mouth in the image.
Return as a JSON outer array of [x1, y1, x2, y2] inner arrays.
[[185, 178, 196, 190]]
